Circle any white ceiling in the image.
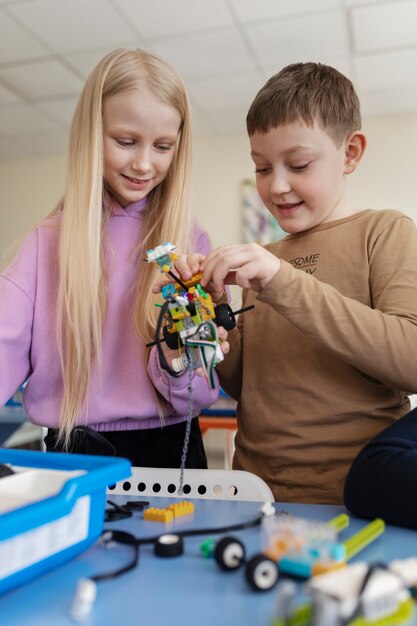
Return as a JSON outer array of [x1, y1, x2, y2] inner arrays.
[[0, 0, 417, 159]]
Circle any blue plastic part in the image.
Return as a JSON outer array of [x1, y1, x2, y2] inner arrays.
[[0, 448, 131, 594], [161, 283, 178, 298], [278, 557, 313, 578], [330, 542, 346, 561]]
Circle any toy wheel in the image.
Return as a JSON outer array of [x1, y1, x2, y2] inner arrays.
[[245, 554, 278, 591], [163, 325, 181, 350], [214, 303, 236, 331], [214, 536, 245, 571], [154, 534, 184, 557]]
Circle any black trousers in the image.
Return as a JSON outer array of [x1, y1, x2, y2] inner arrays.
[[44, 417, 208, 469], [344, 407, 417, 530]]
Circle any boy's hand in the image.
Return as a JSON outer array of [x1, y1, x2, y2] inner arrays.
[[201, 243, 281, 293]]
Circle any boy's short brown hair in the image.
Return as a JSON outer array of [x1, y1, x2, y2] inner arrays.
[[246, 62, 361, 147]]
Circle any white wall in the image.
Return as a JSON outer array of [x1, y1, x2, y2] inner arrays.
[[0, 155, 66, 261], [1, 112, 417, 260], [349, 112, 417, 219]]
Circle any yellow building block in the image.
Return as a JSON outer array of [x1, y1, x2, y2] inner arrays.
[[144, 507, 174, 523], [167, 501, 195, 518]]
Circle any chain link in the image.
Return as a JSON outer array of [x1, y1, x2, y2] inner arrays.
[[178, 346, 194, 495]]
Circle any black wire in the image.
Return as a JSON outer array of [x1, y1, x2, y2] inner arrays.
[[91, 511, 264, 584], [92, 531, 139, 582], [104, 512, 263, 547], [155, 296, 184, 377], [105, 501, 133, 522], [105, 500, 150, 522], [154, 298, 217, 378], [167, 270, 188, 291]]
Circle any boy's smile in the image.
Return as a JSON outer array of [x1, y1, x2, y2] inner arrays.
[[250, 122, 360, 234]]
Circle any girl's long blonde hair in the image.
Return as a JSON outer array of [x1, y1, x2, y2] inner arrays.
[[55, 48, 192, 446]]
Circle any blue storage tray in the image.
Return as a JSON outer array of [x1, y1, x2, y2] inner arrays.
[[0, 448, 131, 594]]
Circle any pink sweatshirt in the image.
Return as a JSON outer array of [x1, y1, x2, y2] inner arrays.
[[0, 197, 219, 431]]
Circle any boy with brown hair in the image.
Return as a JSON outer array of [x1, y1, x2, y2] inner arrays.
[[180, 62, 417, 504]]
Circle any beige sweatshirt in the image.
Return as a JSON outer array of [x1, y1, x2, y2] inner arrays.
[[217, 209, 417, 504]]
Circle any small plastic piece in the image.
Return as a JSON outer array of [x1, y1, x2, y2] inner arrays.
[[143, 507, 174, 523], [214, 536, 245, 571], [167, 501, 194, 518], [154, 534, 184, 557], [200, 538, 215, 559], [171, 353, 188, 373], [163, 326, 180, 350], [259, 502, 276, 517], [273, 579, 297, 622], [143, 501, 194, 522], [70, 578, 97, 622]]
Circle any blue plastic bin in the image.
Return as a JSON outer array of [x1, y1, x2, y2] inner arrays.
[[0, 448, 131, 594]]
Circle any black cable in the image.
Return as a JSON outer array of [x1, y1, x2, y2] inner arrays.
[[154, 300, 218, 378], [89, 510, 266, 584], [105, 501, 133, 522], [104, 511, 263, 547], [154, 296, 184, 377], [92, 531, 139, 582], [167, 270, 188, 291], [231, 304, 255, 316], [105, 500, 150, 522]]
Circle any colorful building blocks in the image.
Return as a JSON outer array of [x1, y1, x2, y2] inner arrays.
[[146, 242, 178, 272], [146, 242, 240, 387], [213, 513, 385, 592], [271, 557, 417, 626]]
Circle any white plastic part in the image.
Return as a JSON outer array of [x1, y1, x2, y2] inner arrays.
[[274, 580, 297, 620], [0, 468, 85, 513], [171, 353, 188, 373], [222, 541, 245, 568], [70, 578, 97, 622], [107, 467, 274, 502], [259, 502, 276, 517], [390, 557, 417, 586], [309, 561, 409, 625]]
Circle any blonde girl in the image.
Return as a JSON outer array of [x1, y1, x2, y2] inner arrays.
[[0, 49, 221, 466]]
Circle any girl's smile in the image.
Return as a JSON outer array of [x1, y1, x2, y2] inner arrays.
[[103, 86, 181, 207]]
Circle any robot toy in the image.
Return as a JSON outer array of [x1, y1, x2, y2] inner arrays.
[[146, 242, 251, 388]]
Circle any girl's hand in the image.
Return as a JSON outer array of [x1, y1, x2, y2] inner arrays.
[[201, 243, 281, 293], [162, 325, 229, 377], [195, 324, 230, 376]]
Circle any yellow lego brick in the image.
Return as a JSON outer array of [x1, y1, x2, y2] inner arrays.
[[167, 501, 195, 518], [174, 273, 203, 290], [144, 507, 174, 523]]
